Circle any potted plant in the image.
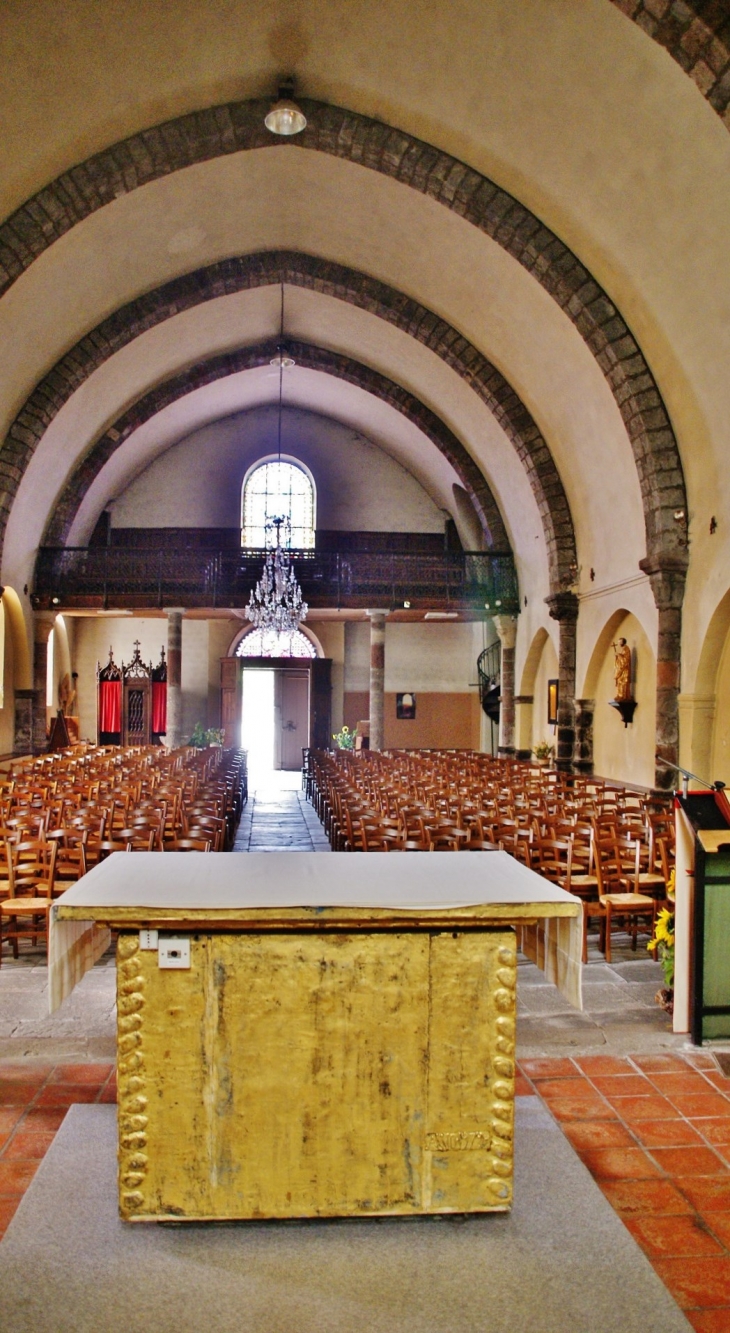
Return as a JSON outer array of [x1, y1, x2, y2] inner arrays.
[[189, 723, 225, 748], [332, 724, 355, 751], [532, 741, 554, 766]]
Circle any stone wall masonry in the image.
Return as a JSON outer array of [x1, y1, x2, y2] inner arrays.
[[0, 100, 685, 581]]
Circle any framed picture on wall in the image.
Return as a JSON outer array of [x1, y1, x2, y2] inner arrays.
[[547, 679, 559, 727], [396, 692, 416, 720]]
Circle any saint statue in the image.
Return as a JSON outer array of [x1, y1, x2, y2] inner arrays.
[[612, 638, 632, 702]]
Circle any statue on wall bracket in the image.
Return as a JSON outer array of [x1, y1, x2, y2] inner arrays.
[[608, 637, 637, 727]]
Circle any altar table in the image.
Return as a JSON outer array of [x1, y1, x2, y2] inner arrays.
[[52, 852, 581, 1222]]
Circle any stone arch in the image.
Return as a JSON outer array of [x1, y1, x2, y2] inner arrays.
[[1, 586, 31, 690], [686, 586, 730, 781], [0, 101, 686, 574], [585, 608, 657, 786], [519, 626, 551, 697], [611, 1, 730, 130], [43, 336, 513, 560]]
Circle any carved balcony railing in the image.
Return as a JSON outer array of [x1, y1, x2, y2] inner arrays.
[[32, 546, 519, 613]]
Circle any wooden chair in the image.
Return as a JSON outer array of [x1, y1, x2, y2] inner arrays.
[[0, 839, 58, 963], [165, 838, 212, 852], [593, 834, 656, 963]]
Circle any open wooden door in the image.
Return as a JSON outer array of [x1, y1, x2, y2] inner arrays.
[[220, 657, 242, 748], [275, 670, 309, 770], [310, 658, 332, 751]]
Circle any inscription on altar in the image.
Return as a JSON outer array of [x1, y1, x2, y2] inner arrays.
[[425, 1131, 491, 1152]]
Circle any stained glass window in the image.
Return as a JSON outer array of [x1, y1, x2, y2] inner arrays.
[[242, 459, 315, 549], [235, 627, 316, 658]]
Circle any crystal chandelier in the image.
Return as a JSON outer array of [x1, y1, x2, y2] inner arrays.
[[245, 284, 308, 633], [245, 518, 308, 633]]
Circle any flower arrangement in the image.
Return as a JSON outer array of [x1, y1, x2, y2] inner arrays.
[[332, 724, 355, 751], [189, 723, 225, 748], [648, 867, 675, 1012], [532, 741, 554, 762]]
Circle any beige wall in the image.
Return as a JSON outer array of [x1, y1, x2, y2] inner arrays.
[[344, 690, 480, 751], [530, 634, 560, 757], [111, 406, 445, 534], [591, 613, 656, 788]]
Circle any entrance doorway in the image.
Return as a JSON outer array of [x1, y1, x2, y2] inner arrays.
[[241, 667, 310, 777]]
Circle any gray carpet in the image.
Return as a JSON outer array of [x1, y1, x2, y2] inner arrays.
[[0, 1100, 691, 1333]]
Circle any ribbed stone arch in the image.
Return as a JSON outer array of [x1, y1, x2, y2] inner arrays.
[[43, 338, 511, 553], [7, 252, 576, 589], [0, 99, 686, 575], [611, 0, 730, 129]]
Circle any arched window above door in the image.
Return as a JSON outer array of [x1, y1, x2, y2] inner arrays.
[[241, 457, 315, 549], [235, 627, 316, 659]]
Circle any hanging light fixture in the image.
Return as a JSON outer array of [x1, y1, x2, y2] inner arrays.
[[245, 285, 308, 635], [264, 78, 307, 136]]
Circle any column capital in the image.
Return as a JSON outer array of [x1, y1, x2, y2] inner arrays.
[[492, 614, 517, 649], [365, 608, 389, 620], [163, 607, 186, 618], [545, 591, 579, 624], [638, 557, 687, 611]]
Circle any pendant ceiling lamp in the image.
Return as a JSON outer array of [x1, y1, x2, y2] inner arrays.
[[245, 285, 308, 635], [264, 78, 307, 136]]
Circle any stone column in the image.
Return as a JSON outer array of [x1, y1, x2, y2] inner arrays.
[[573, 699, 595, 775], [32, 611, 56, 755], [165, 608, 185, 751], [493, 615, 517, 757], [545, 592, 579, 774], [640, 558, 687, 790], [13, 690, 34, 757], [367, 610, 388, 752]]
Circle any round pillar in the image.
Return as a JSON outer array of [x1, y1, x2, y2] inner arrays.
[[165, 608, 185, 750], [367, 610, 388, 752]]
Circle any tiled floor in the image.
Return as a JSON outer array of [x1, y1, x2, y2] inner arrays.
[[518, 1053, 730, 1331], [2, 1053, 730, 1327]]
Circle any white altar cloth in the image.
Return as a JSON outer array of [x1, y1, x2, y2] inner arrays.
[[50, 851, 582, 1013]]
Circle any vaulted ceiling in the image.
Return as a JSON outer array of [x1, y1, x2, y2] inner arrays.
[[1, 0, 728, 678]]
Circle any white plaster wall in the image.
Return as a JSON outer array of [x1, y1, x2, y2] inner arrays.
[[109, 405, 445, 533], [344, 619, 480, 695]]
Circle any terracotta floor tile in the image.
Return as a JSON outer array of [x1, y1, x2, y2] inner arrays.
[[578, 1146, 661, 1180], [0, 1196, 20, 1239], [21, 1107, 67, 1132], [605, 1094, 679, 1122], [625, 1213, 726, 1259], [650, 1073, 720, 1097], [706, 1073, 730, 1092], [98, 1083, 118, 1105], [589, 1074, 653, 1097], [518, 1057, 577, 1078], [685, 1310, 730, 1333], [562, 1120, 636, 1151], [538, 1093, 617, 1121], [705, 1213, 730, 1250], [3, 1129, 57, 1160], [688, 1054, 724, 1071], [573, 1055, 633, 1076], [598, 1177, 694, 1216], [700, 1121, 730, 1148], [514, 1075, 533, 1096], [48, 1062, 113, 1085], [529, 1077, 599, 1099], [0, 1079, 43, 1106], [634, 1054, 696, 1073], [652, 1256, 730, 1309], [671, 1094, 730, 1120], [0, 1107, 24, 1135], [0, 1063, 52, 1083], [678, 1178, 730, 1214], [34, 1084, 101, 1108], [632, 1118, 706, 1149], [650, 1145, 728, 1177], [0, 1159, 40, 1194]]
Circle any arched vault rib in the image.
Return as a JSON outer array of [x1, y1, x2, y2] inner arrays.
[[611, 0, 730, 129], [0, 99, 686, 574], [44, 338, 510, 552], [8, 252, 576, 590]]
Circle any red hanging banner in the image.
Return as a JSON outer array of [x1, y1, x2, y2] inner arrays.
[[99, 679, 121, 733], [151, 680, 167, 734]]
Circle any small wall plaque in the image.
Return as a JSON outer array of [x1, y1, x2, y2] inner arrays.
[[396, 692, 416, 720]]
